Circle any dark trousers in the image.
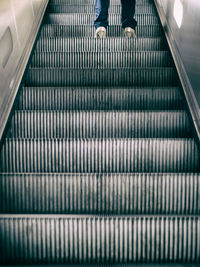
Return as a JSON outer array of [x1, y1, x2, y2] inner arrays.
[[94, 0, 137, 29]]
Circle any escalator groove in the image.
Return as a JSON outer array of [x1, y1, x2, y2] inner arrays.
[[40, 24, 163, 38], [35, 37, 167, 52], [0, 0, 200, 265], [0, 173, 199, 214], [18, 86, 183, 110]]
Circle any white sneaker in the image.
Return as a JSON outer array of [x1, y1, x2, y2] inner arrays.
[[95, 27, 106, 38], [124, 27, 136, 38]]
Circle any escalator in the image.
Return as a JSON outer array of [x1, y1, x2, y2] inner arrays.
[[0, 0, 200, 264]]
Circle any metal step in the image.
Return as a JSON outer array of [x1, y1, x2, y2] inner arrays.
[[18, 87, 184, 111], [0, 215, 200, 264], [40, 25, 163, 38], [50, 0, 154, 5], [1, 173, 199, 214], [47, 4, 156, 14], [35, 37, 167, 52], [1, 139, 199, 173], [1, 266, 200, 267], [25, 68, 176, 87], [30, 51, 172, 68], [9, 111, 190, 138], [2, 265, 199, 267], [0, 0, 200, 264], [46, 13, 159, 25]]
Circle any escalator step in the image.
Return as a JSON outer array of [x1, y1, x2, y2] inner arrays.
[[46, 14, 159, 25], [0, 0, 200, 263], [18, 87, 183, 111], [30, 51, 172, 68], [1, 139, 199, 173], [2, 266, 199, 267], [0, 215, 199, 264], [35, 37, 167, 52], [0, 173, 199, 214], [47, 4, 156, 14], [50, 0, 153, 5], [25, 68, 176, 87], [9, 111, 190, 138], [40, 25, 163, 38]]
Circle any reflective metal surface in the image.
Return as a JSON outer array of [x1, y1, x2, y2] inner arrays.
[[154, 0, 200, 140], [0, 0, 48, 140]]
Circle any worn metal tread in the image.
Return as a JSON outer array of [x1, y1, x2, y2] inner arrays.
[[0, 216, 200, 263], [1, 266, 200, 267], [2, 265, 199, 267], [35, 37, 167, 52], [0, 0, 199, 263], [50, 0, 154, 5], [1, 139, 199, 173], [18, 86, 184, 111], [25, 68, 176, 87], [46, 13, 159, 26], [0, 173, 199, 214], [1, 265, 200, 267], [47, 4, 156, 14], [40, 25, 163, 38], [30, 51, 172, 68], [9, 111, 190, 138]]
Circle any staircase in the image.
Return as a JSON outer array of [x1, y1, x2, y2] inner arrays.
[[0, 0, 200, 264]]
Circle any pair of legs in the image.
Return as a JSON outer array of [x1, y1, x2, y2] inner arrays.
[[94, 0, 137, 30]]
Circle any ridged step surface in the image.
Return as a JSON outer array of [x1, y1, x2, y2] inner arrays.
[[47, 4, 156, 14], [50, 0, 153, 5], [1, 265, 200, 267], [1, 0, 200, 264], [30, 51, 172, 68], [1, 173, 199, 214], [18, 87, 184, 111], [2, 265, 199, 267], [35, 37, 167, 52], [1, 139, 199, 173], [0, 216, 200, 264], [45, 14, 159, 25], [25, 68, 176, 87], [9, 111, 190, 138], [40, 25, 163, 38]]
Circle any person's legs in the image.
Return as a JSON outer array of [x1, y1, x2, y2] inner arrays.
[[121, 0, 137, 29], [94, 0, 110, 29]]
